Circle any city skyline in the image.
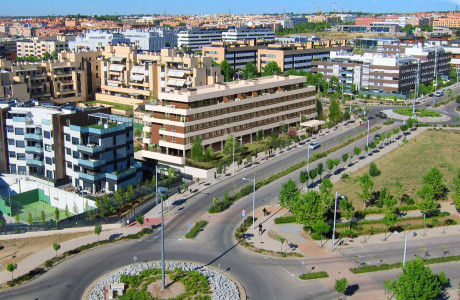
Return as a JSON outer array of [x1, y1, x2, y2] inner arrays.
[[1, 0, 458, 16]]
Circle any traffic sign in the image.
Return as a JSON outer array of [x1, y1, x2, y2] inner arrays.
[[242, 210, 246, 217], [187, 222, 191, 227], [302, 261, 305, 266], [133, 256, 137, 263]]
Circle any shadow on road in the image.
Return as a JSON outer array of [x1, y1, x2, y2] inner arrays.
[[205, 242, 240, 267]]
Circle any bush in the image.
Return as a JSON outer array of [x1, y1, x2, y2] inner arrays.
[[341, 173, 350, 180], [274, 216, 296, 224], [383, 120, 395, 125], [394, 108, 442, 118], [185, 221, 208, 239], [369, 162, 381, 177], [350, 263, 401, 274], [299, 271, 329, 280], [7, 268, 46, 287]]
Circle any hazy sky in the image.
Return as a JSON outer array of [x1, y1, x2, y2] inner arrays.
[[0, 0, 458, 16]]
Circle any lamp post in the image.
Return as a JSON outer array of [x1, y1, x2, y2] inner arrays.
[[366, 119, 370, 147], [8, 187, 11, 214], [242, 173, 256, 229], [332, 191, 338, 250], [394, 231, 408, 268], [306, 146, 310, 191], [232, 136, 242, 177], [160, 178, 165, 290], [156, 165, 159, 213]]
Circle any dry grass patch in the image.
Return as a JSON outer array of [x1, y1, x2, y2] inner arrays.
[[335, 129, 460, 209]]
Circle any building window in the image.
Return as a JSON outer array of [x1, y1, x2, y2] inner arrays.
[[18, 166, 27, 175], [8, 139, 14, 145], [72, 137, 79, 145], [7, 126, 13, 132], [44, 131, 51, 139], [16, 153, 26, 160], [67, 162, 72, 168], [45, 144, 53, 152], [73, 151, 79, 159], [65, 134, 70, 141], [16, 140, 25, 148], [46, 170, 53, 179], [66, 148, 71, 155], [73, 165, 80, 172], [9, 151, 15, 158], [15, 128, 24, 135], [45, 157, 52, 165]]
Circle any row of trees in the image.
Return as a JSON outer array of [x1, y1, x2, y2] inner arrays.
[[17, 51, 58, 62]]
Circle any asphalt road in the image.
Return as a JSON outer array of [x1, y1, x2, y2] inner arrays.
[[2, 105, 459, 300]]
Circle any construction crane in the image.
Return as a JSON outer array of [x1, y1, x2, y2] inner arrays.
[[317, 6, 322, 16], [330, 1, 341, 15]]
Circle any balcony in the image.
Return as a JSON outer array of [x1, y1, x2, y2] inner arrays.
[[79, 172, 106, 182], [106, 163, 141, 181], [141, 150, 185, 165], [77, 144, 105, 154], [26, 159, 44, 167], [78, 158, 107, 168], [25, 146, 44, 154], [24, 133, 42, 140]]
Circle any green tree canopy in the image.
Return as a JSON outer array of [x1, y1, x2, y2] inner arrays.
[[357, 174, 374, 209], [328, 99, 343, 124], [422, 168, 446, 200], [292, 190, 325, 229], [262, 61, 282, 77], [190, 136, 204, 161], [220, 59, 234, 82], [241, 62, 258, 79], [278, 179, 301, 208]]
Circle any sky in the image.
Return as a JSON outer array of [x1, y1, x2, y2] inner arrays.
[[0, 0, 459, 16]]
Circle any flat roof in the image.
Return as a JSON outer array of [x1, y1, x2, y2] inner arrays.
[[300, 120, 325, 128]]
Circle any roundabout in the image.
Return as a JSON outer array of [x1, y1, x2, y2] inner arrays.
[[382, 108, 450, 122]]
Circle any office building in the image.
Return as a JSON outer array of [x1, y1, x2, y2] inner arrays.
[[177, 28, 225, 51], [141, 75, 316, 177], [222, 27, 275, 42], [122, 28, 178, 52], [68, 30, 130, 51], [0, 104, 142, 192]]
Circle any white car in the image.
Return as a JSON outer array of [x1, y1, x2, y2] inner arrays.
[[309, 142, 320, 150]]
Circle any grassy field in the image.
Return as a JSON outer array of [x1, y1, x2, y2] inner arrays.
[[11, 200, 70, 223], [334, 129, 460, 209]]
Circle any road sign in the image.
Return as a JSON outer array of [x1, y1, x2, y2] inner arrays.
[[187, 222, 191, 227], [242, 210, 246, 217], [433, 100, 436, 103], [302, 261, 305, 267], [133, 256, 137, 263]]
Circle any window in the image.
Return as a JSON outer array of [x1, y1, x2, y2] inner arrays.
[[15, 128, 24, 135], [66, 148, 71, 155], [9, 151, 15, 158], [72, 151, 79, 159], [65, 134, 70, 141], [67, 162, 72, 168], [72, 137, 79, 145], [16, 140, 25, 148], [45, 144, 52, 152], [46, 170, 53, 179], [73, 165, 80, 172], [7, 126, 13, 132], [17, 153, 26, 160], [18, 166, 27, 175], [45, 157, 52, 165], [8, 139, 14, 145], [44, 131, 51, 139]]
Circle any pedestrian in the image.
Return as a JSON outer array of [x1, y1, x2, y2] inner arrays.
[[263, 207, 267, 216], [258, 223, 263, 235]]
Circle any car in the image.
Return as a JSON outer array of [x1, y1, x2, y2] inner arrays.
[[434, 91, 444, 97], [429, 93, 434, 97], [376, 112, 387, 118], [374, 134, 381, 140], [308, 142, 320, 150]]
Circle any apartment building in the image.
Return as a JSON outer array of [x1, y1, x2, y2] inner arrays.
[[68, 30, 130, 51], [0, 103, 141, 192], [96, 44, 223, 106], [16, 36, 74, 58], [222, 26, 275, 42], [141, 75, 316, 176], [334, 25, 401, 33], [433, 16, 460, 27], [312, 51, 419, 94], [122, 28, 178, 52], [177, 28, 225, 51], [0, 59, 88, 103]]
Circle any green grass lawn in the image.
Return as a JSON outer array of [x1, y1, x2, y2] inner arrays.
[[393, 108, 442, 118], [334, 129, 460, 209], [11, 200, 71, 223], [85, 100, 133, 111]]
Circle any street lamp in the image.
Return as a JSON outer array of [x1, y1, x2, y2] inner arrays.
[[155, 164, 166, 290], [8, 187, 11, 215], [242, 173, 256, 229], [232, 136, 243, 177], [332, 191, 338, 250], [366, 119, 370, 147], [394, 231, 408, 268], [306, 146, 310, 191]]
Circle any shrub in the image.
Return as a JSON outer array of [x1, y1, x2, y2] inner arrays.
[[7, 268, 46, 287], [394, 108, 442, 118], [274, 216, 296, 224], [369, 162, 381, 177], [341, 173, 350, 180], [185, 221, 208, 239], [299, 271, 329, 280], [383, 120, 395, 125]]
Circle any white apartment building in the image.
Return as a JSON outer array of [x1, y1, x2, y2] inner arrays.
[[122, 28, 178, 52], [177, 28, 225, 51], [68, 30, 130, 51], [16, 36, 74, 58], [222, 27, 275, 42]]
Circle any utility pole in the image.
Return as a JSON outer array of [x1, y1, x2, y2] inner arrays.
[[332, 191, 338, 250]]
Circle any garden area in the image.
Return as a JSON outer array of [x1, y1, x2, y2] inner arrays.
[[393, 108, 442, 118]]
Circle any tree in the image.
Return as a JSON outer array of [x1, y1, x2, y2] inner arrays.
[[278, 179, 300, 208], [309, 169, 318, 185], [316, 99, 325, 120], [41, 210, 46, 223], [312, 220, 331, 247], [329, 98, 343, 124], [292, 190, 325, 230], [7, 263, 17, 280], [14, 214, 19, 225], [390, 256, 444, 300], [317, 163, 324, 179], [220, 59, 234, 81], [422, 168, 446, 200], [341, 153, 349, 168], [212, 197, 218, 208], [1, 217, 5, 233], [262, 61, 281, 77], [335, 277, 348, 299], [326, 158, 335, 175], [340, 198, 355, 229], [395, 179, 404, 204], [94, 225, 102, 242], [453, 169, 460, 210], [53, 243, 61, 257], [135, 215, 144, 229], [319, 177, 334, 208], [382, 211, 398, 241], [353, 147, 362, 162], [64, 204, 70, 218], [357, 174, 374, 209], [27, 211, 33, 225], [300, 170, 309, 191], [276, 235, 286, 254], [417, 184, 437, 220], [241, 62, 258, 79], [190, 137, 204, 161], [369, 162, 381, 177], [402, 24, 416, 36], [54, 207, 60, 223], [203, 146, 214, 162]]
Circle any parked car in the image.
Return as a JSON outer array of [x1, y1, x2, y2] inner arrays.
[[434, 91, 444, 97], [376, 112, 387, 118], [309, 142, 320, 150]]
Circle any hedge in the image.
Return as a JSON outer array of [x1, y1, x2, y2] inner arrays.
[[383, 120, 395, 125], [185, 220, 208, 239], [299, 271, 329, 280], [394, 108, 442, 118], [274, 216, 296, 224]]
